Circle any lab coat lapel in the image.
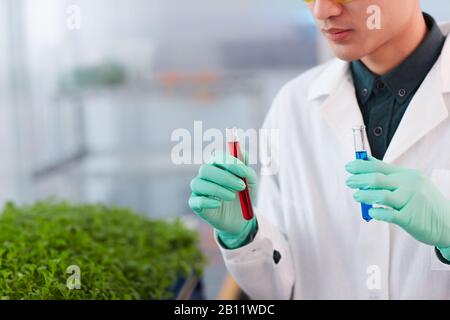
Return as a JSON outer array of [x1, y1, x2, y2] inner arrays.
[[314, 30, 450, 164], [319, 69, 390, 298], [315, 62, 371, 157], [383, 59, 449, 164], [312, 59, 390, 299]]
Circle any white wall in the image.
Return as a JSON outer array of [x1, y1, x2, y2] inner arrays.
[[421, 0, 450, 22]]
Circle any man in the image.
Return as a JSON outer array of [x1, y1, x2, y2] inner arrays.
[[189, 0, 450, 299]]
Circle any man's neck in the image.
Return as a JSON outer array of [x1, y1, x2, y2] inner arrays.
[[361, 12, 428, 76]]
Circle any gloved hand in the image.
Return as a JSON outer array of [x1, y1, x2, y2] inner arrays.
[[189, 151, 258, 249], [345, 155, 450, 260]]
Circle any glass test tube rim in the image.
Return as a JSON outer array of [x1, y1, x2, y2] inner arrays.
[[226, 127, 239, 143], [352, 125, 367, 152]]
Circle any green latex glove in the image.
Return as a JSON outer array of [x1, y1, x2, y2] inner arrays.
[[189, 151, 258, 249], [345, 155, 450, 260]]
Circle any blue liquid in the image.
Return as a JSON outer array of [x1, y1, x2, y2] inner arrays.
[[355, 151, 372, 222], [355, 151, 368, 160]]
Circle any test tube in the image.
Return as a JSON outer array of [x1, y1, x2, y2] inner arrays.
[[352, 125, 372, 222], [226, 128, 254, 221]]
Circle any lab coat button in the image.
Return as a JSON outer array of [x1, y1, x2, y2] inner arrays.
[[273, 250, 281, 264], [398, 88, 407, 97]]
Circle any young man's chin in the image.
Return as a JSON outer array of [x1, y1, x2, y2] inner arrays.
[[329, 45, 366, 62]]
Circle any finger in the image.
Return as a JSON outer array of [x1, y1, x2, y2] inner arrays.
[[345, 156, 399, 175], [353, 189, 404, 209], [346, 173, 398, 191], [245, 165, 257, 186], [188, 194, 221, 214], [190, 178, 236, 201], [199, 164, 246, 191], [209, 151, 248, 178], [368, 207, 399, 224], [233, 150, 257, 186]]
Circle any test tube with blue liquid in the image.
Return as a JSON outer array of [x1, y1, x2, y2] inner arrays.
[[352, 125, 372, 222]]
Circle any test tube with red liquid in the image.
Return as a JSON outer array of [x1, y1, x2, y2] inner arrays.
[[226, 128, 254, 221]]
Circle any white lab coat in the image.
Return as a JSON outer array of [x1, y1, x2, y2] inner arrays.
[[217, 23, 450, 299]]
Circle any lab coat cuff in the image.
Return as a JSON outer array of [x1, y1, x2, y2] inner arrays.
[[215, 212, 281, 261], [216, 218, 258, 249], [215, 211, 295, 299]]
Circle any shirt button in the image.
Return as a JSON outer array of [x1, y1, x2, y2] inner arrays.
[[373, 126, 383, 136], [398, 88, 407, 97], [362, 88, 368, 96], [376, 81, 385, 89]]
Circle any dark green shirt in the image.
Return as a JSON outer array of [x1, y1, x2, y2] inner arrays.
[[351, 13, 446, 160]]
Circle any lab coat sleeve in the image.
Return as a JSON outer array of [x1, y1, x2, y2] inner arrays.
[[215, 84, 296, 300], [214, 212, 295, 299]]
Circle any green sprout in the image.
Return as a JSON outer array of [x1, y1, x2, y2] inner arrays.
[[0, 200, 205, 300]]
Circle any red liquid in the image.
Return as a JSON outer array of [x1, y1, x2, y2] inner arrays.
[[228, 141, 254, 220]]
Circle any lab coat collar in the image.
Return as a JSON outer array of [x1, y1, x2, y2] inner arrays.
[[307, 58, 349, 101], [383, 48, 448, 163], [383, 25, 450, 163], [317, 62, 370, 159], [311, 22, 450, 163]]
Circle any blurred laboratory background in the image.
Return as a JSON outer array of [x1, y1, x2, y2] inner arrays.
[[0, 0, 449, 299]]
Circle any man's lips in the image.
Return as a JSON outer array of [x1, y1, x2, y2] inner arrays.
[[322, 28, 353, 41]]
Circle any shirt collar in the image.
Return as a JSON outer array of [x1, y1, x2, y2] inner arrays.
[[351, 12, 446, 104], [351, 60, 375, 105]]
